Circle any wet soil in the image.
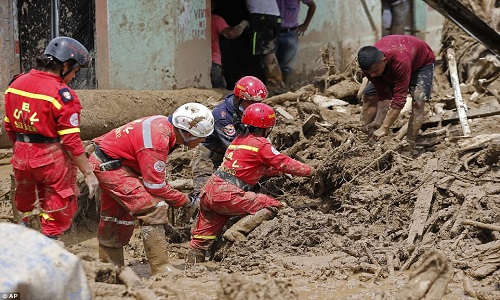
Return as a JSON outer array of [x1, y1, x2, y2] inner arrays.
[[1, 2, 500, 297]]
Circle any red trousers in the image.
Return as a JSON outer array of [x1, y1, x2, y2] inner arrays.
[[89, 153, 164, 248], [189, 175, 281, 250], [11, 142, 78, 237]]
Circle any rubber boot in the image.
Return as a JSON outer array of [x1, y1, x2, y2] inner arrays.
[[185, 248, 206, 265], [222, 208, 276, 242], [141, 225, 181, 275], [99, 244, 124, 267]]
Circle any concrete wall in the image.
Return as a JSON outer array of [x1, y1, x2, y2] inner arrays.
[[414, 0, 444, 53], [294, 0, 382, 81], [95, 0, 210, 90], [0, 0, 444, 91]]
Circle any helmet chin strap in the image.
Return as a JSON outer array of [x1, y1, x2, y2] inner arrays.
[[61, 63, 80, 80]]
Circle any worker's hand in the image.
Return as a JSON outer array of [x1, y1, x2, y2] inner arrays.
[[309, 167, 317, 177], [297, 23, 308, 36], [361, 122, 380, 135], [239, 20, 250, 30], [372, 127, 389, 140], [85, 172, 99, 198]]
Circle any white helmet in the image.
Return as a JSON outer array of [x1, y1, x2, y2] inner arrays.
[[172, 102, 214, 137]]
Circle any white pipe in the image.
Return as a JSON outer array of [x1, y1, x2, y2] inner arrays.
[[447, 48, 471, 136]]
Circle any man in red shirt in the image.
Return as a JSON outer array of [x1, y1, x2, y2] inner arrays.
[[358, 35, 435, 146], [88, 103, 214, 275], [4, 36, 99, 240], [187, 103, 316, 263]]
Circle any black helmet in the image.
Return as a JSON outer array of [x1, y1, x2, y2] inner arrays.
[[44, 36, 90, 67]]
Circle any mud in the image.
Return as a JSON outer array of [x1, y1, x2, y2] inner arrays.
[[1, 2, 500, 298]]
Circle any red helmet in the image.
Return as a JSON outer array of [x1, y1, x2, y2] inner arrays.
[[233, 76, 268, 101], [241, 103, 276, 128]]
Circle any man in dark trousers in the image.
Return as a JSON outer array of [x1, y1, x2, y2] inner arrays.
[[357, 35, 435, 148]]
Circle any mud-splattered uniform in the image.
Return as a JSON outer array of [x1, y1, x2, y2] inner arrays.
[[190, 133, 312, 250], [192, 94, 239, 191], [89, 116, 188, 248], [4, 70, 85, 237], [363, 35, 435, 109]]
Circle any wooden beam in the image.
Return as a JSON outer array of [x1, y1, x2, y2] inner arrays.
[[423, 106, 500, 126]]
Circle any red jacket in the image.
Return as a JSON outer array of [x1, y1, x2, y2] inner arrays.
[[4, 70, 85, 157], [364, 35, 435, 109], [220, 133, 312, 186], [93, 116, 187, 207]]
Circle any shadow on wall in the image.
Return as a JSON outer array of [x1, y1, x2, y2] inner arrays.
[[214, 0, 264, 90]]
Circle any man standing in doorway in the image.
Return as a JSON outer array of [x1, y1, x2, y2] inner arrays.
[[276, 0, 316, 85], [246, 0, 287, 94]]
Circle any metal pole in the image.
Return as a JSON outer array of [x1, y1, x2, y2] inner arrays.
[[50, 0, 59, 39]]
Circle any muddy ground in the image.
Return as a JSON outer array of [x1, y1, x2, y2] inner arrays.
[[1, 3, 500, 299], [1, 69, 499, 300]]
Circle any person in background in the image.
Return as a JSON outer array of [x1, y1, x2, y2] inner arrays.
[[187, 103, 316, 263], [357, 35, 435, 149], [245, 0, 287, 94], [88, 103, 214, 275], [382, 0, 410, 36], [3, 36, 99, 241], [276, 0, 316, 85], [192, 76, 268, 195], [211, 1, 250, 89]]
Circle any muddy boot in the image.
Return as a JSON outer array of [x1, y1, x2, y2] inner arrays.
[[141, 225, 181, 275], [264, 53, 287, 95], [222, 208, 276, 242], [185, 248, 206, 265], [99, 244, 125, 266]]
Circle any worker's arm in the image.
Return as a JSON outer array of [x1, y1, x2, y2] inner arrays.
[[297, 1, 316, 35], [372, 107, 401, 140], [220, 20, 249, 39]]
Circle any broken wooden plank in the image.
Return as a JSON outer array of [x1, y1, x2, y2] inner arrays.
[[407, 158, 438, 245], [276, 106, 295, 120], [461, 219, 500, 232], [423, 106, 500, 126]]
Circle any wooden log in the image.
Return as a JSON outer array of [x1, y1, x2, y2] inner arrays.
[[447, 48, 471, 136], [461, 219, 500, 232], [423, 106, 500, 126], [0, 89, 224, 149]]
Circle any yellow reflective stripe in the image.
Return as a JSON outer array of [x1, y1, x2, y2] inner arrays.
[[24, 211, 55, 221], [4, 116, 10, 123], [5, 87, 62, 110], [228, 144, 259, 152], [40, 212, 55, 221], [193, 235, 217, 240], [57, 128, 80, 135]]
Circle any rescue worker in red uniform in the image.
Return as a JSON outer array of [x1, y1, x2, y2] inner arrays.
[[192, 76, 268, 194], [88, 103, 214, 275], [3, 36, 99, 239], [187, 103, 316, 263]]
